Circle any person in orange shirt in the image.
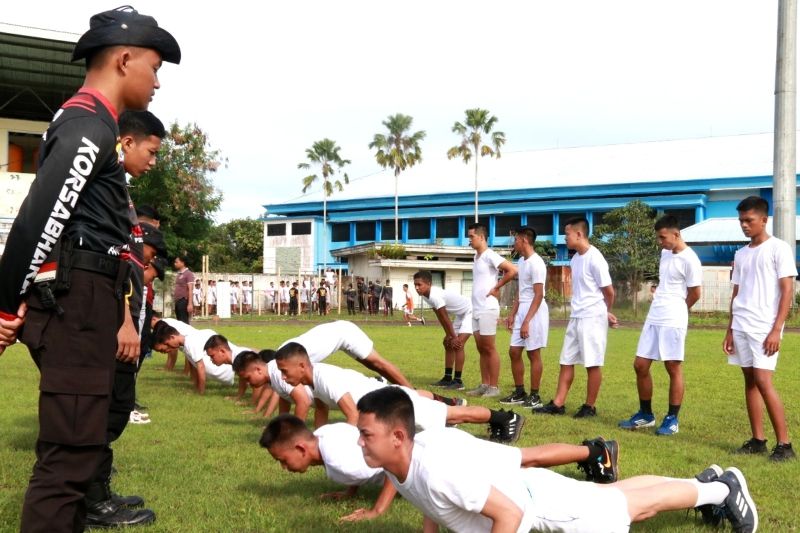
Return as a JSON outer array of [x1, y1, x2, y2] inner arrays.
[[402, 284, 425, 327]]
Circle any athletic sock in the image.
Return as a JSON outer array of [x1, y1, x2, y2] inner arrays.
[[668, 404, 681, 417], [531, 389, 539, 396], [488, 409, 509, 425], [585, 441, 605, 461], [432, 393, 457, 406], [514, 385, 525, 394], [689, 479, 730, 506], [454, 371, 463, 382], [640, 399, 653, 414], [444, 367, 453, 379]]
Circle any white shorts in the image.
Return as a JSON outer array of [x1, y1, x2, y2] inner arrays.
[[520, 468, 630, 533], [472, 309, 500, 336], [336, 321, 375, 360], [636, 323, 686, 361], [560, 315, 608, 367], [452, 311, 474, 335], [729, 329, 780, 371], [510, 301, 549, 351], [399, 387, 448, 430]]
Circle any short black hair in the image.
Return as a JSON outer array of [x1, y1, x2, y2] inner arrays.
[[274, 342, 309, 362], [356, 387, 416, 438], [259, 414, 312, 449], [412, 270, 432, 284], [119, 110, 166, 139], [736, 196, 769, 216], [203, 334, 229, 352], [654, 215, 680, 231], [232, 349, 274, 373], [467, 223, 488, 238], [152, 321, 178, 346], [512, 226, 537, 245], [564, 217, 589, 236]]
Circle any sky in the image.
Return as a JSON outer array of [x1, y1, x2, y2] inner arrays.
[[1, 1, 790, 221]]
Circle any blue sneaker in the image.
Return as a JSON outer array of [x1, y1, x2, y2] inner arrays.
[[655, 414, 679, 436], [618, 410, 656, 430]]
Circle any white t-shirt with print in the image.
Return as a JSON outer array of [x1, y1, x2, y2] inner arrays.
[[316, 423, 384, 487], [517, 253, 547, 304], [569, 245, 612, 318], [646, 247, 703, 328], [472, 248, 505, 313], [386, 427, 527, 533], [731, 236, 798, 334], [423, 286, 471, 317]]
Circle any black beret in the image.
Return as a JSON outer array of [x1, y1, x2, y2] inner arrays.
[[140, 222, 167, 258], [151, 256, 167, 281], [135, 204, 161, 221], [72, 5, 181, 64]]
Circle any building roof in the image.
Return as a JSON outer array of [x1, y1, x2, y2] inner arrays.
[[682, 217, 800, 244], [0, 23, 83, 122], [269, 133, 785, 211]]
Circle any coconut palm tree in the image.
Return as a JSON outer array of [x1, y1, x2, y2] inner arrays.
[[298, 138, 350, 270], [447, 108, 506, 222], [369, 114, 426, 243]]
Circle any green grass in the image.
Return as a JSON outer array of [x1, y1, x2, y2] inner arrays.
[[1, 323, 798, 532]]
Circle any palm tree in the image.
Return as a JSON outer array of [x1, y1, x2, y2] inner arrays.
[[369, 114, 426, 243], [447, 108, 506, 222], [298, 138, 350, 271]]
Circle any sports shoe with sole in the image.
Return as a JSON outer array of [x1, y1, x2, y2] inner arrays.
[[695, 464, 724, 527], [769, 443, 796, 462], [481, 386, 501, 398], [431, 376, 453, 388], [734, 438, 768, 455], [500, 390, 527, 405], [718, 467, 758, 533], [466, 384, 489, 397], [444, 379, 465, 391], [618, 410, 655, 430], [655, 414, 679, 436], [421, 317, 426, 325], [573, 404, 597, 419], [454, 398, 468, 407], [521, 393, 543, 409], [577, 437, 618, 483], [496, 411, 525, 443], [533, 400, 566, 415]]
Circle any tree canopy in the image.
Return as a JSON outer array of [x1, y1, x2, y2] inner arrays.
[[207, 218, 264, 273]]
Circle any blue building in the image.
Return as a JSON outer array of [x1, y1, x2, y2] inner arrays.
[[261, 132, 799, 277]]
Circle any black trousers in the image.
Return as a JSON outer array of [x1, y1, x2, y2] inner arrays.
[[19, 269, 123, 533], [93, 361, 136, 485], [347, 300, 355, 314], [174, 297, 190, 323]]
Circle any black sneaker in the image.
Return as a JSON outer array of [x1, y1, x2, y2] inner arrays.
[[734, 438, 768, 455], [522, 393, 543, 409], [718, 467, 758, 533], [431, 376, 453, 388], [488, 422, 503, 442], [573, 404, 597, 419], [499, 390, 527, 405], [533, 400, 565, 415], [769, 442, 796, 462], [444, 379, 465, 391], [495, 411, 525, 443], [694, 464, 724, 527], [577, 436, 618, 484]]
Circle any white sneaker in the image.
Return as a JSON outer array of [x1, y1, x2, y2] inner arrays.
[[129, 410, 151, 424]]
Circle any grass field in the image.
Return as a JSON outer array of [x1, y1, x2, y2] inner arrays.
[[1, 322, 798, 532]]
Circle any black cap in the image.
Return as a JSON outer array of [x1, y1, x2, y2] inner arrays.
[[140, 222, 167, 258], [136, 204, 161, 222], [73, 5, 181, 64], [151, 256, 167, 281]]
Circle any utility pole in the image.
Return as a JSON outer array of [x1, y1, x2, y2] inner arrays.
[[774, 0, 797, 257]]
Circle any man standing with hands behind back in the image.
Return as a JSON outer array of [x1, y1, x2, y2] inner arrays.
[[0, 6, 180, 532], [173, 254, 194, 323]]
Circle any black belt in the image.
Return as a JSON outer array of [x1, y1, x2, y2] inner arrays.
[[71, 250, 122, 278]]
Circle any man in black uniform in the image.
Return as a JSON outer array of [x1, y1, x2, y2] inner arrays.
[[0, 7, 180, 532]]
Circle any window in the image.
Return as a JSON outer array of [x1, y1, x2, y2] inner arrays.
[[381, 220, 397, 241], [355, 221, 376, 241], [494, 215, 520, 237], [408, 219, 431, 239], [593, 211, 610, 226], [291, 222, 311, 235], [267, 223, 286, 236], [526, 214, 553, 235], [464, 216, 490, 236], [662, 208, 696, 229], [331, 223, 350, 242], [559, 212, 586, 234], [436, 217, 459, 238]]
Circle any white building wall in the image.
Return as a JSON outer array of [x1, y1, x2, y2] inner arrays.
[[262, 219, 315, 274]]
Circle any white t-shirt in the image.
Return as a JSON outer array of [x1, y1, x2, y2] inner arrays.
[[646, 247, 703, 328], [423, 286, 472, 317], [192, 286, 202, 306], [312, 363, 385, 408], [207, 285, 217, 305], [569, 245, 612, 318], [472, 248, 505, 313], [517, 253, 547, 304], [387, 427, 527, 533], [316, 423, 384, 487], [181, 329, 217, 365], [163, 317, 199, 336], [266, 360, 314, 403], [281, 286, 290, 301], [731, 236, 798, 334], [278, 321, 373, 362]]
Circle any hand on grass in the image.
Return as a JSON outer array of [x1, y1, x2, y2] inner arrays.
[[339, 508, 380, 522]]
